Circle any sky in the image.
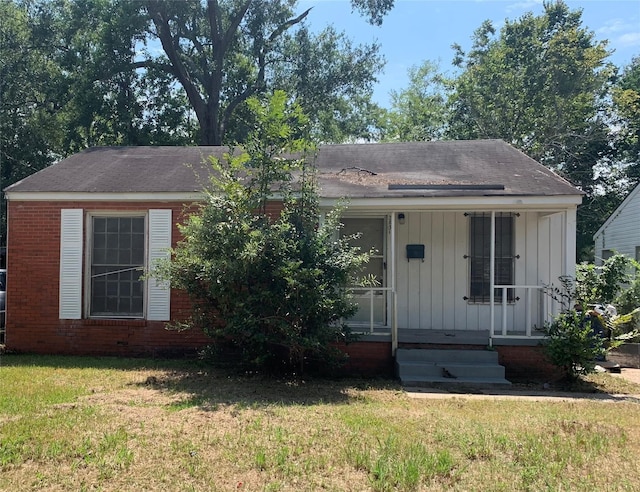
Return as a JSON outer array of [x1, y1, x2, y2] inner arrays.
[[297, 0, 640, 108]]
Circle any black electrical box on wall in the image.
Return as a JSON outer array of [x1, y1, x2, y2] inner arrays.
[[406, 244, 425, 261]]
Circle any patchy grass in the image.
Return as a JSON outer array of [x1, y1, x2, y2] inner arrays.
[[1, 354, 640, 491]]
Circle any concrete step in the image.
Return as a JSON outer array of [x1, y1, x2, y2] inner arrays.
[[396, 348, 499, 364], [398, 361, 505, 380], [396, 348, 511, 387]]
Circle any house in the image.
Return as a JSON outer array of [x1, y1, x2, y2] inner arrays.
[[593, 181, 640, 265], [3, 140, 582, 380]]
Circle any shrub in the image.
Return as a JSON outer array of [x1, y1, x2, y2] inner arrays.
[[542, 309, 607, 380], [153, 92, 369, 374]]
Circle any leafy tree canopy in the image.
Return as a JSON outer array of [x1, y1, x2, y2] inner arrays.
[[612, 56, 640, 182], [448, 1, 614, 189], [375, 61, 451, 142]]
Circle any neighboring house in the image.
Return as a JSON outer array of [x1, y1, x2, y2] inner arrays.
[[3, 140, 582, 378], [594, 182, 640, 265]]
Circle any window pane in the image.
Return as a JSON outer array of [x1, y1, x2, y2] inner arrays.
[[91, 215, 145, 317], [341, 218, 385, 253], [106, 218, 119, 233], [469, 214, 514, 302]]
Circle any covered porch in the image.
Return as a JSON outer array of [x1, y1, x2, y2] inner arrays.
[[337, 203, 579, 353]]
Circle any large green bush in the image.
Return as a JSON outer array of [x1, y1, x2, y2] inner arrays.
[[153, 92, 369, 373]]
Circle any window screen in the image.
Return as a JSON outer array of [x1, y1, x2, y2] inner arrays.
[[91, 216, 145, 317]]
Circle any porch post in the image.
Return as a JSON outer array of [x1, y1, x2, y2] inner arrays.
[[390, 212, 398, 356], [489, 211, 496, 346], [565, 207, 577, 279]]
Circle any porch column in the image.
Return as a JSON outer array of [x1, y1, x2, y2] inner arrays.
[[391, 212, 398, 355], [565, 207, 577, 278], [489, 211, 496, 345]]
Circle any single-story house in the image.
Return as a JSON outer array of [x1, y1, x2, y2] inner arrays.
[[3, 140, 582, 380], [594, 181, 640, 265]]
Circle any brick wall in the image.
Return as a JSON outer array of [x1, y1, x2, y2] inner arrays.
[[5, 199, 274, 356], [335, 341, 394, 376], [495, 345, 563, 381]]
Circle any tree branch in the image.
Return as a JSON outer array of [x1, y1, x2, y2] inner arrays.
[[146, 0, 207, 126]]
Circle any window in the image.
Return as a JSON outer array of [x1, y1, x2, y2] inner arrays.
[[602, 249, 614, 261], [60, 209, 171, 321], [468, 213, 515, 303], [90, 216, 145, 317]]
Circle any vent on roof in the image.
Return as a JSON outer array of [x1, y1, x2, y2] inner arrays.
[[388, 184, 505, 191]]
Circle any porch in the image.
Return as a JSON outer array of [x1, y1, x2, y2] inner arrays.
[[349, 284, 557, 350]]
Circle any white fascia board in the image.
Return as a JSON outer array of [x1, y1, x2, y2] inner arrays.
[[5, 191, 206, 202], [319, 195, 582, 211], [593, 182, 640, 240]]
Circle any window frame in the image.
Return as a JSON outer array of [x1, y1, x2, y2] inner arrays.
[[467, 213, 516, 304], [85, 211, 148, 319]]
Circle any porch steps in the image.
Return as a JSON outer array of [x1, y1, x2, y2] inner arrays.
[[396, 348, 512, 387]]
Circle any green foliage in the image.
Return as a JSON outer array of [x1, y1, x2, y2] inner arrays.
[[543, 253, 640, 377], [446, 1, 615, 259], [153, 92, 369, 373], [543, 310, 606, 380], [612, 56, 640, 182], [575, 253, 636, 305], [376, 61, 451, 142], [140, 0, 386, 144]]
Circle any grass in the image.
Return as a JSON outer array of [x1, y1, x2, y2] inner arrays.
[[2, 354, 640, 491]]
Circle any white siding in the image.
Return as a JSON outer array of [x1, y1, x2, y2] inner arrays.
[[60, 209, 83, 319], [147, 209, 172, 321], [395, 210, 567, 332], [594, 184, 640, 265]]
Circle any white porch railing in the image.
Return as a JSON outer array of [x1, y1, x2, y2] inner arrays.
[[490, 285, 551, 343], [349, 285, 552, 351], [347, 287, 398, 353]]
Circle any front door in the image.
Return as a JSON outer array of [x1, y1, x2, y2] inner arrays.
[[341, 217, 387, 327]]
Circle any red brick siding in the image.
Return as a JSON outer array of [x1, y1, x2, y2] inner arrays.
[[335, 341, 394, 376], [6, 199, 556, 379], [496, 345, 563, 381], [6, 200, 237, 356]]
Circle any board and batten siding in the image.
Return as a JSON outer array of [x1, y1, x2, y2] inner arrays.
[[594, 184, 640, 265], [395, 211, 567, 332]]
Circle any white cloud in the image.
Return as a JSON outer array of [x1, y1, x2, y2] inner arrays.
[[616, 32, 640, 48], [505, 0, 542, 14], [597, 19, 628, 35]]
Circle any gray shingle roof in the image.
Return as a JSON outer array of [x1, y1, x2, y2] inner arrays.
[[5, 140, 580, 198]]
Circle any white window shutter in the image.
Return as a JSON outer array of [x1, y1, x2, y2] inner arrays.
[[147, 209, 172, 321], [59, 209, 83, 319]]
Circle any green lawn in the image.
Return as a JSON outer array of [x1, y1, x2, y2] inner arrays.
[[1, 354, 640, 491]]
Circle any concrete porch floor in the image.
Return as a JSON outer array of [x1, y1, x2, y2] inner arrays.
[[356, 328, 544, 346]]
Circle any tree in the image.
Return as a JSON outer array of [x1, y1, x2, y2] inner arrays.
[[138, 0, 387, 145], [153, 91, 369, 373], [612, 56, 640, 183], [0, 0, 391, 246], [376, 61, 450, 142], [1, 0, 65, 245], [447, 1, 615, 259]]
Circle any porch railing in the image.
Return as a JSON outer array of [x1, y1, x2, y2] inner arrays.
[[490, 285, 551, 343], [348, 287, 398, 353]]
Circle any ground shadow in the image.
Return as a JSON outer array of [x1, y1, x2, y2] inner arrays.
[[0, 353, 401, 407]]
